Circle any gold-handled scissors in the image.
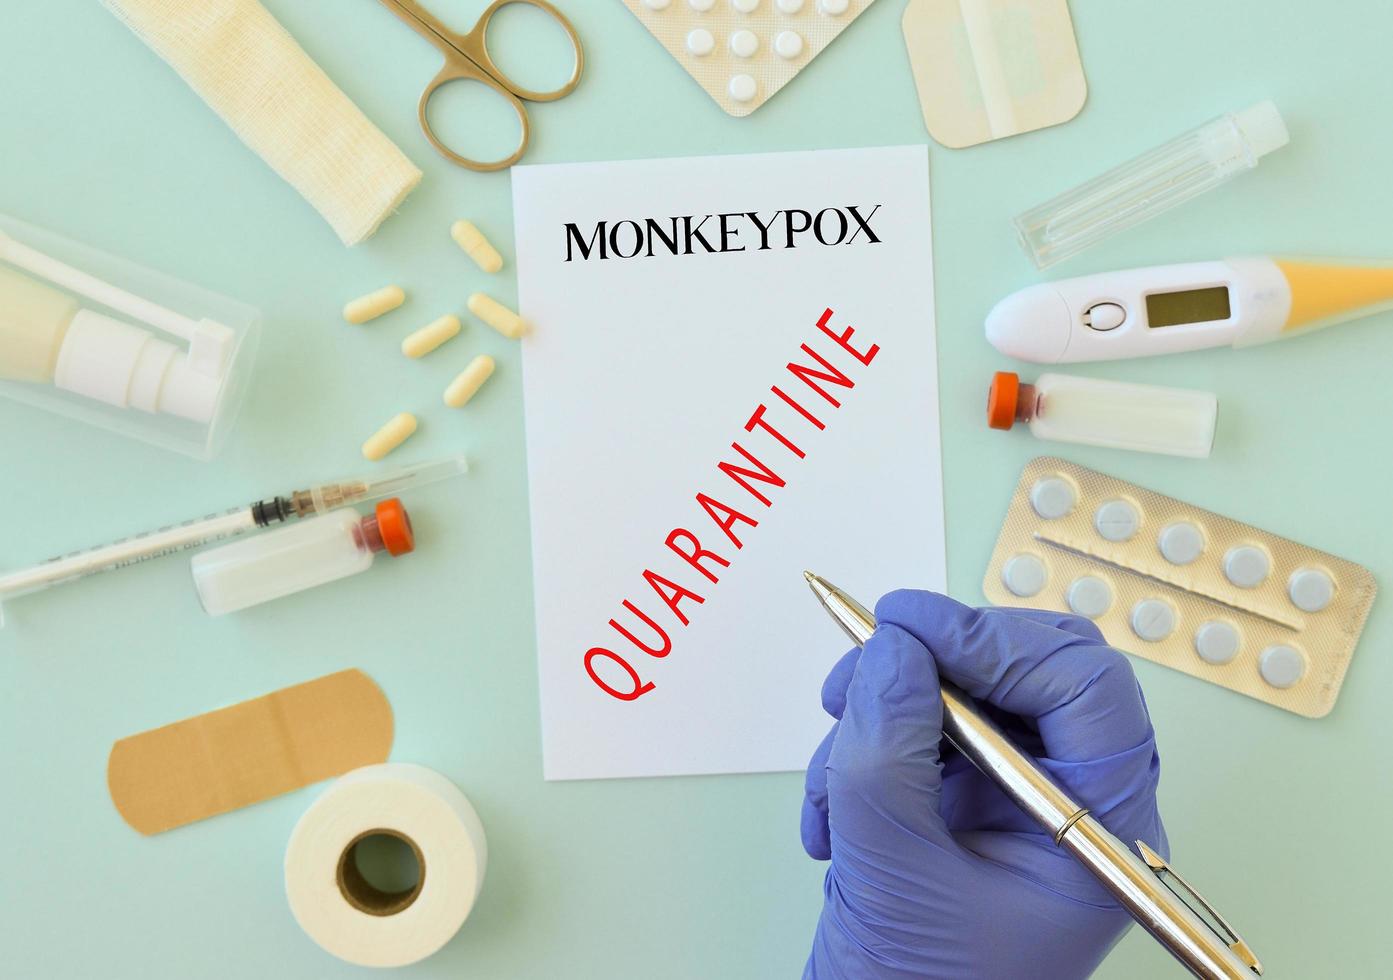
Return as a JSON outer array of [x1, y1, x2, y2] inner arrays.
[[377, 0, 584, 172]]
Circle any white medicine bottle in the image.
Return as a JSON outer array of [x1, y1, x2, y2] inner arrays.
[[0, 212, 260, 459], [987, 371, 1217, 458], [192, 498, 415, 616]]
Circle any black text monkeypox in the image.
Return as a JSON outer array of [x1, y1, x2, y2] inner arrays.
[[563, 205, 883, 261]]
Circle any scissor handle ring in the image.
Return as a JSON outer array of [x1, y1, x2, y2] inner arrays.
[[473, 0, 585, 102], [418, 67, 531, 173]]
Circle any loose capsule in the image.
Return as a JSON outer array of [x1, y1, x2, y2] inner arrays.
[[401, 314, 461, 358], [362, 412, 418, 461], [343, 285, 405, 324], [451, 220, 504, 274], [468, 292, 529, 339], [444, 355, 495, 408]]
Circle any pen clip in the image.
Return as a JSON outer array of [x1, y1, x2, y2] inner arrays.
[[1136, 841, 1263, 975]]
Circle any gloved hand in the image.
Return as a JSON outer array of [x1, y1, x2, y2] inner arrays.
[[802, 590, 1166, 980]]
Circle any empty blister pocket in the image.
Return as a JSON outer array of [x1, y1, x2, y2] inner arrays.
[[983, 457, 1377, 718]]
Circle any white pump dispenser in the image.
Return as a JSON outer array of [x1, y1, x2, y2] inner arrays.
[[0, 215, 258, 458], [0, 237, 229, 422]]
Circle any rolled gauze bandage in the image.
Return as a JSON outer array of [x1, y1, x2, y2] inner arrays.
[[103, 0, 422, 245]]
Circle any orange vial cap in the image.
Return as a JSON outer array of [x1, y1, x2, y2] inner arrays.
[[988, 371, 1021, 430], [373, 498, 415, 556]]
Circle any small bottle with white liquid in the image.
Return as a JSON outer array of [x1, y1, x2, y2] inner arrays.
[[987, 371, 1217, 458], [192, 499, 415, 616]]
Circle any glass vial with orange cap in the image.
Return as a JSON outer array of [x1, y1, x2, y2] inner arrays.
[[987, 371, 1218, 458], [191, 498, 415, 616]]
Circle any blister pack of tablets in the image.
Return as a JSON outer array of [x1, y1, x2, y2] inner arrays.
[[983, 458, 1377, 717], [620, 0, 877, 117]]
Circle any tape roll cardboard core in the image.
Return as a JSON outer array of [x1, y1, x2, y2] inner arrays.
[[337, 828, 425, 917]]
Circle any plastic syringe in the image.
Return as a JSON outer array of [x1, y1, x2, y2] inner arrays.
[[0, 455, 467, 617]]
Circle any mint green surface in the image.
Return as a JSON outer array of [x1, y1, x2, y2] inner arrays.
[[2, 2, 1389, 976]]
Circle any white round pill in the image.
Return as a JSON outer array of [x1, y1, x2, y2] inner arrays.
[[729, 29, 758, 57], [1288, 567, 1335, 613], [1259, 644, 1306, 688], [1067, 576, 1113, 619], [688, 0, 716, 9], [686, 28, 715, 56], [1194, 620, 1240, 665], [1002, 553, 1047, 598], [1094, 499, 1141, 542], [819, 0, 850, 14], [777, 0, 806, 11], [728, 73, 758, 103], [774, 30, 804, 59], [1224, 545, 1270, 589], [731, 0, 759, 12], [1158, 521, 1205, 565], [1131, 599, 1176, 642], [643, 0, 672, 9], [1029, 476, 1075, 520]]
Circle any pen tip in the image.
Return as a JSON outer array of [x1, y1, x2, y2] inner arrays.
[[803, 570, 816, 585]]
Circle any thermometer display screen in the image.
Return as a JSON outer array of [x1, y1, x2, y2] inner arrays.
[[1146, 287, 1232, 328]]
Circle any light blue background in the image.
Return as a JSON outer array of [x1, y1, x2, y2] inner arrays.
[[2, 1, 1390, 976]]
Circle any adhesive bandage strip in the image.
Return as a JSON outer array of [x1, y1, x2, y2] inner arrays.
[[468, 293, 528, 339], [362, 413, 418, 461], [901, 0, 1087, 148], [402, 315, 461, 358], [107, 669, 393, 834], [451, 220, 503, 274], [102, 0, 421, 245], [344, 286, 405, 325], [983, 457, 1376, 718]]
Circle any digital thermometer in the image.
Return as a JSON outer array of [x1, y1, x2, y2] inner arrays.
[[986, 256, 1393, 363]]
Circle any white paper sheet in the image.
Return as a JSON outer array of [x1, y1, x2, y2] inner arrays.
[[514, 146, 945, 781]]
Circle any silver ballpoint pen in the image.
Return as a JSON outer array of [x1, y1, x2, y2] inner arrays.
[[804, 572, 1262, 980]]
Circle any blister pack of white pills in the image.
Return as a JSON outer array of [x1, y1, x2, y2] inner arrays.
[[620, 0, 877, 116], [983, 458, 1377, 718]]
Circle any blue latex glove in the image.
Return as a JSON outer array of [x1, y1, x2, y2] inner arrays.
[[803, 590, 1167, 980]]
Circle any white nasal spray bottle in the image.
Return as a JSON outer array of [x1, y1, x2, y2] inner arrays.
[[0, 237, 228, 421], [0, 215, 259, 458]]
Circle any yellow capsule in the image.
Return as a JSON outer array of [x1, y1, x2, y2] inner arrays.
[[343, 285, 405, 324], [468, 292, 528, 339], [401, 314, 462, 358], [444, 355, 495, 408], [451, 219, 504, 274], [361, 412, 418, 461]]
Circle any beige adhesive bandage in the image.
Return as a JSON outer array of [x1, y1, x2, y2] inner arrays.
[[984, 458, 1377, 718], [102, 0, 422, 245], [621, 0, 879, 117], [108, 669, 394, 834], [902, 0, 1087, 148]]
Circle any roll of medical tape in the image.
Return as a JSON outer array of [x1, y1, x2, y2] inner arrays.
[[284, 763, 488, 968]]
